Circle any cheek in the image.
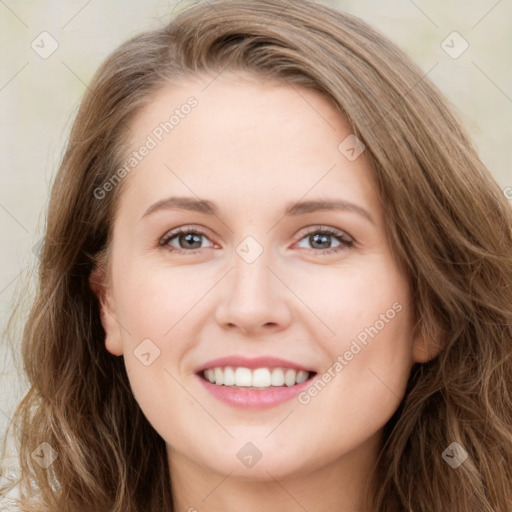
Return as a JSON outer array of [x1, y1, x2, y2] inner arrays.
[[112, 264, 198, 394], [115, 260, 204, 336], [304, 263, 414, 423], [324, 303, 413, 402], [294, 311, 413, 457], [328, 277, 414, 399], [306, 259, 410, 343]]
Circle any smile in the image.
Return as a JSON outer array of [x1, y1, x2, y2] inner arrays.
[[201, 366, 314, 389]]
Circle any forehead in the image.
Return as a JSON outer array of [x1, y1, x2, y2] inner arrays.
[[129, 72, 346, 149], [117, 73, 381, 221]]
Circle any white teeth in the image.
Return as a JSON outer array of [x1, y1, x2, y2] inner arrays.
[[271, 368, 285, 386], [252, 368, 271, 387], [234, 367, 252, 387], [214, 367, 224, 385], [284, 369, 296, 386], [202, 366, 312, 388], [223, 366, 235, 386]]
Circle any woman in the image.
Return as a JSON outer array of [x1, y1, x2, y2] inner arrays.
[[2, 0, 511, 510]]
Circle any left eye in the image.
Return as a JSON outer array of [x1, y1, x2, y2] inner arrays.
[[160, 226, 354, 255], [294, 228, 354, 254]]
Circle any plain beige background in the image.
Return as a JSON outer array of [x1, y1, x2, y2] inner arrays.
[[1, 0, 511, 481]]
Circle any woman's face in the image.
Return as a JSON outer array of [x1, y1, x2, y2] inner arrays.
[[94, 72, 429, 483]]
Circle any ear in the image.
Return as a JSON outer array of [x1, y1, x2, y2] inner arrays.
[[411, 322, 443, 364], [89, 261, 123, 356]]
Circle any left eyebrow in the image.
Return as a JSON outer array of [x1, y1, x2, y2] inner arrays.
[[284, 199, 375, 225], [140, 196, 375, 225]]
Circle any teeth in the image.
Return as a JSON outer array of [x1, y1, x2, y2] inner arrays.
[[271, 368, 285, 386], [234, 367, 252, 387], [202, 367, 311, 388], [214, 367, 224, 385], [223, 366, 235, 386]]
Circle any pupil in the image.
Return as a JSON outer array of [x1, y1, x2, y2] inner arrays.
[[182, 233, 201, 248], [311, 233, 331, 249]]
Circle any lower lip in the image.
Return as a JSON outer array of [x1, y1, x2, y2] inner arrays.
[[196, 373, 317, 409]]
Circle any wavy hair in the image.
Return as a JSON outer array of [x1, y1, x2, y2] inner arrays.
[[2, 0, 511, 510]]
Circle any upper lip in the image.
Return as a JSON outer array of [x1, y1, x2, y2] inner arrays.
[[195, 356, 316, 374]]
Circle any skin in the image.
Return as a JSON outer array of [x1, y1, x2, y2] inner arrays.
[[91, 71, 434, 512]]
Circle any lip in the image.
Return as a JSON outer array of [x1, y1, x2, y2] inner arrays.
[[196, 372, 317, 409], [194, 355, 318, 409], [194, 355, 315, 373]]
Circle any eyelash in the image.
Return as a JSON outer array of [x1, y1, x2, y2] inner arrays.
[[159, 225, 354, 256]]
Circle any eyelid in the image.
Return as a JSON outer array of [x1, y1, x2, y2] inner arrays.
[[294, 224, 354, 241], [159, 224, 355, 254], [159, 224, 216, 248]]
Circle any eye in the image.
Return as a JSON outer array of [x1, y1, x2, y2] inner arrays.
[[294, 226, 354, 255], [159, 225, 354, 255], [159, 226, 214, 254]]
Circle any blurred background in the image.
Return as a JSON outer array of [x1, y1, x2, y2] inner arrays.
[[1, 0, 511, 490]]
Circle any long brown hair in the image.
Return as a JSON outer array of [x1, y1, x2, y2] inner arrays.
[[2, 0, 511, 510]]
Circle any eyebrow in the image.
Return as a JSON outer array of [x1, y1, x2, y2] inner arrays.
[[140, 196, 375, 224]]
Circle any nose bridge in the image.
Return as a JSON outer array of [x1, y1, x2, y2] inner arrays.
[[214, 236, 291, 332], [230, 239, 277, 305]]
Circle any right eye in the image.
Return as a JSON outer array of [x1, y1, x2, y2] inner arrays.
[[159, 227, 214, 254]]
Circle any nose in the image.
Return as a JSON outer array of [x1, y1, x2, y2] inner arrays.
[[214, 250, 293, 336]]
